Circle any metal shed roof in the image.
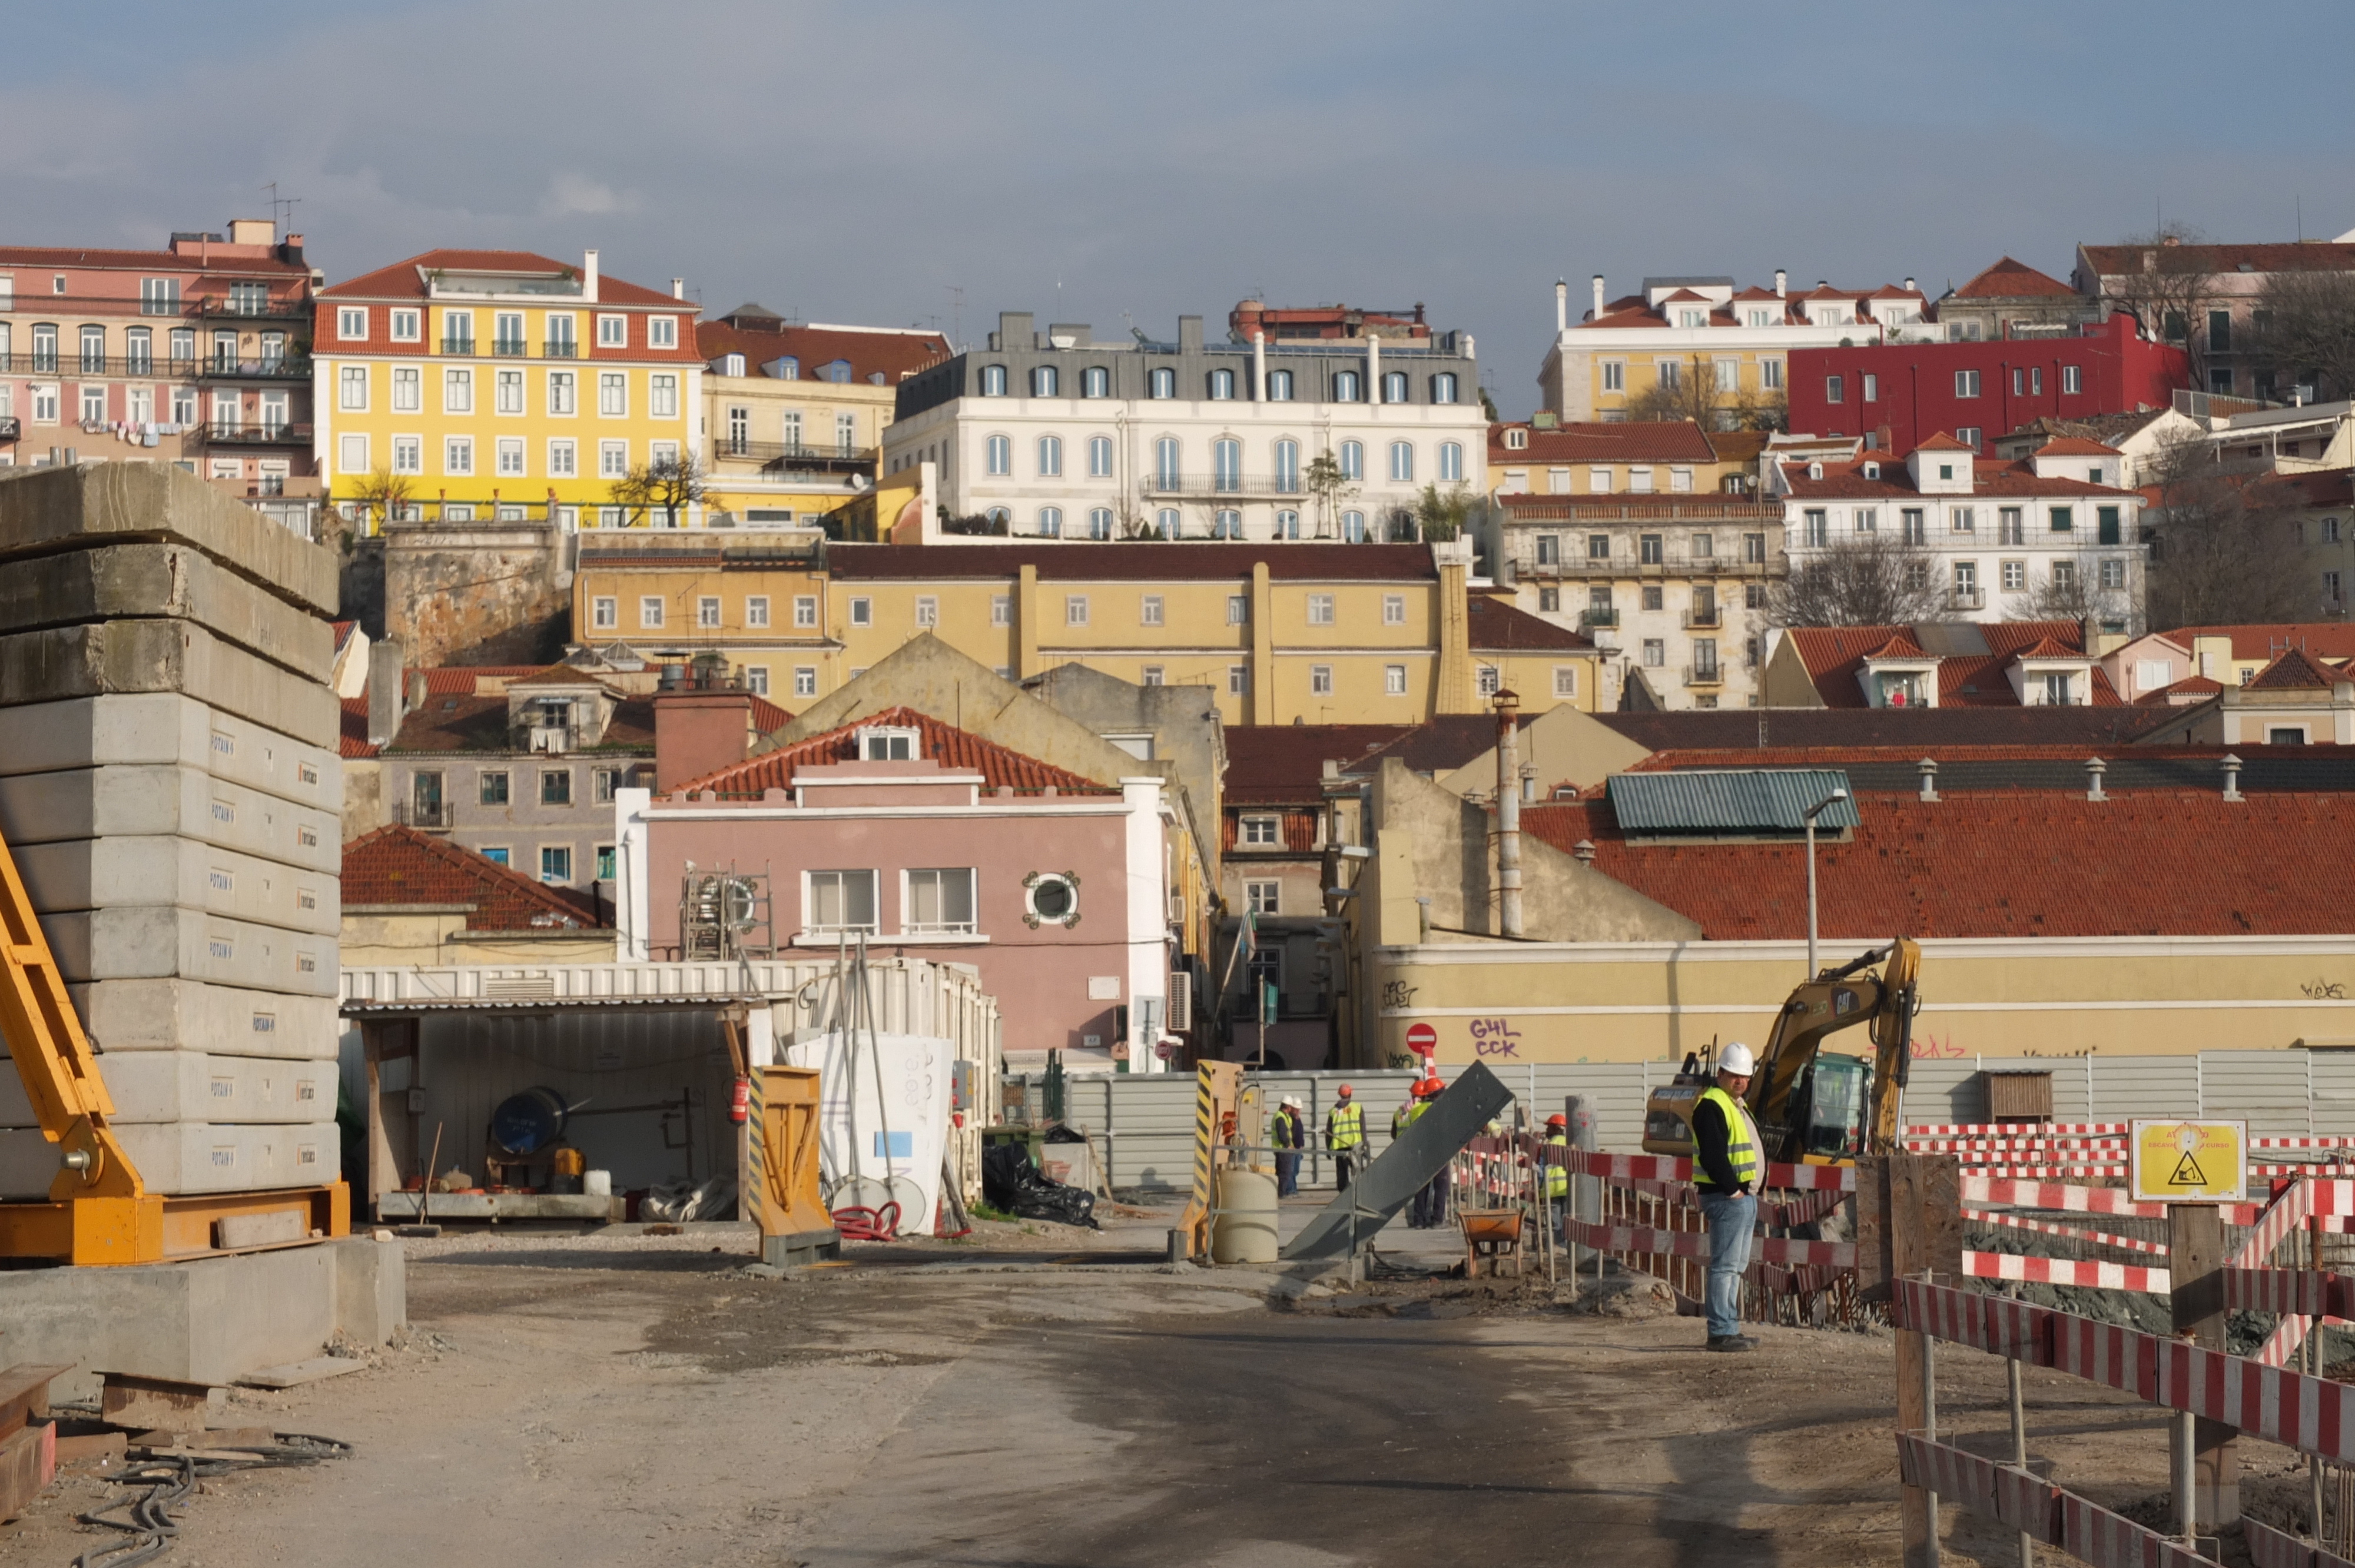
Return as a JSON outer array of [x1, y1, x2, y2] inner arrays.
[[1606, 769, 1858, 834]]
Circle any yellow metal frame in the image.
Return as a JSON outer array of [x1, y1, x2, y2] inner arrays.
[[0, 808, 345, 1265]]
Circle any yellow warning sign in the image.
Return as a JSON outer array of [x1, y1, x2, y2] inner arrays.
[[2128, 1119, 2247, 1204]]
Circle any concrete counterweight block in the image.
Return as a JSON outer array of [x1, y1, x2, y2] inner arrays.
[[15, 839, 339, 934], [0, 695, 340, 812], [37, 906, 337, 994], [0, 462, 338, 617], [0, 1119, 339, 1200], [0, 544, 333, 681], [0, 765, 340, 872], [0, 1050, 339, 1127], [0, 623, 337, 749], [68, 980, 341, 1060]]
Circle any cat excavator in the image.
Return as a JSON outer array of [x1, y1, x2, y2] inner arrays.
[[1643, 938, 1922, 1167]]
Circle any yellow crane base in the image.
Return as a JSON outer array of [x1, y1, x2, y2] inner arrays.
[[0, 1183, 349, 1267]]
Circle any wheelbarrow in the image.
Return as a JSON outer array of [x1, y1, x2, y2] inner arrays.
[[1457, 1207, 1524, 1278]]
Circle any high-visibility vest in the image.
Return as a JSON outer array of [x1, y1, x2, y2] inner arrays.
[[1271, 1108, 1301, 1150], [1328, 1102, 1365, 1150], [1392, 1103, 1414, 1137], [1544, 1132, 1570, 1198], [1693, 1086, 1759, 1193], [1406, 1099, 1431, 1128]]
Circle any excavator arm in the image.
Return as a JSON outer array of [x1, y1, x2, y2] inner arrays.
[[1747, 936, 1922, 1164]]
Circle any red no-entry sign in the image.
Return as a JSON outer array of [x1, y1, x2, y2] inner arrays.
[[1405, 1022, 1437, 1053]]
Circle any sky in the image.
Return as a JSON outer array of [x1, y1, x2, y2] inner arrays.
[[5, 0, 2353, 417]]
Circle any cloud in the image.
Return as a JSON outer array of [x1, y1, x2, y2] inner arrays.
[[539, 174, 634, 220]]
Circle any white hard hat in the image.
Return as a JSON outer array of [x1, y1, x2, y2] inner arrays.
[[1719, 1042, 1756, 1076], [1281, 1095, 1302, 1108]]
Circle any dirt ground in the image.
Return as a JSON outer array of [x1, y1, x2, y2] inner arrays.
[[0, 1202, 2307, 1567]]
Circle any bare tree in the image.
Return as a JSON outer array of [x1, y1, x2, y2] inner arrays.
[[1768, 533, 1944, 627], [2021, 546, 2132, 627], [2140, 436, 2314, 627], [609, 452, 708, 529], [2098, 227, 2219, 388], [2251, 268, 2355, 404], [1304, 450, 1356, 539], [1621, 353, 1786, 431], [349, 468, 414, 533]]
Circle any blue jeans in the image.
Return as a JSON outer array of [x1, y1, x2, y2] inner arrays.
[[1275, 1151, 1301, 1197], [1697, 1191, 1757, 1340]]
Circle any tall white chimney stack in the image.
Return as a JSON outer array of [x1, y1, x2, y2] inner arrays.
[[1774, 269, 1787, 298], [583, 248, 600, 303], [1591, 274, 1605, 321], [1555, 278, 1568, 333]]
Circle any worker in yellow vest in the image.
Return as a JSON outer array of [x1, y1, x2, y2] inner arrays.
[[1270, 1095, 1306, 1197], [1405, 1078, 1449, 1228], [1325, 1084, 1366, 1191], [1543, 1112, 1571, 1244], [1691, 1042, 1762, 1353]]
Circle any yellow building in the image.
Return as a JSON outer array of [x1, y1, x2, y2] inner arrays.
[[570, 530, 1603, 722], [696, 307, 948, 526], [314, 248, 702, 529]]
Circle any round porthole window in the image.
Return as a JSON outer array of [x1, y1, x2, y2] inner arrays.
[[1023, 871, 1080, 929]]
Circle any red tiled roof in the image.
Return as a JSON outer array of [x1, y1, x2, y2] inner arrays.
[[749, 696, 792, 732], [508, 663, 620, 690], [1915, 432, 1976, 451], [697, 319, 950, 384], [1497, 493, 1781, 522], [1785, 623, 2119, 709], [387, 693, 655, 753], [2246, 647, 2342, 690], [1868, 633, 1929, 659], [2081, 242, 2355, 279], [0, 244, 307, 275], [2136, 675, 2224, 705], [1223, 725, 1415, 804], [826, 543, 1439, 583], [1657, 287, 1711, 304], [2167, 623, 2355, 663], [1779, 454, 2137, 500], [2030, 437, 2124, 457], [1526, 793, 2355, 939], [341, 825, 599, 930], [320, 248, 684, 308], [414, 666, 543, 695], [1467, 596, 1597, 653], [1601, 706, 2177, 749], [673, 706, 1116, 796], [1706, 430, 1771, 465], [1952, 257, 2078, 300], [340, 697, 377, 759], [1487, 420, 1719, 465], [2010, 637, 2085, 661]]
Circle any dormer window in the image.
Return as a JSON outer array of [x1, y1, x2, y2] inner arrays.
[[1863, 461, 1880, 480], [1678, 310, 1705, 328], [2088, 467, 2104, 485], [1808, 462, 1823, 480], [1504, 427, 1528, 450], [857, 726, 919, 761]]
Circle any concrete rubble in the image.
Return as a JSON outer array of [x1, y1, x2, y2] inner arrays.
[[0, 462, 345, 1199]]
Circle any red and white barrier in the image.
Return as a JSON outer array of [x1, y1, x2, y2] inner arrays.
[[2246, 1515, 2355, 1568], [1965, 1250, 2171, 1294], [1564, 1148, 1857, 1192], [1908, 1122, 2128, 1137], [1972, 1208, 2169, 1256], [1896, 1431, 2213, 1568], [1564, 1218, 1855, 1269]]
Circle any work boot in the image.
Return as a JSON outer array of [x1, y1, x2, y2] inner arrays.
[[1705, 1335, 1758, 1353]]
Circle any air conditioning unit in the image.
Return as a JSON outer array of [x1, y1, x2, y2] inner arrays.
[[1167, 971, 1194, 1033]]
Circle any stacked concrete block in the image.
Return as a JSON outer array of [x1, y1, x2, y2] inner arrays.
[[0, 464, 344, 1199]]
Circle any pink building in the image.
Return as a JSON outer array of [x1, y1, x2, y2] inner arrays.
[[616, 706, 1174, 1072]]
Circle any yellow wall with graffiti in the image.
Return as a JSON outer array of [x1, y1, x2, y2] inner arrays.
[[1365, 936, 2355, 1069]]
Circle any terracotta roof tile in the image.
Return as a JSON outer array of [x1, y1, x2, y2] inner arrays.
[[342, 825, 599, 930], [1786, 622, 2118, 709], [2245, 647, 2341, 689], [1868, 633, 1930, 659], [1779, 454, 2137, 501], [340, 697, 377, 759], [2029, 437, 2124, 457], [827, 543, 1439, 583], [1467, 597, 1597, 653], [2168, 623, 2355, 664], [2009, 637, 2085, 661], [1914, 432, 1977, 451], [1223, 725, 1415, 804], [1526, 792, 2355, 938], [672, 706, 1116, 796], [1487, 420, 1719, 465], [2137, 675, 2224, 704], [1599, 706, 2177, 748], [2081, 242, 2355, 278], [1952, 257, 2078, 300], [697, 319, 950, 383], [320, 248, 685, 309]]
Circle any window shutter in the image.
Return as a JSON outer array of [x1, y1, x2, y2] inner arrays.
[[1167, 971, 1193, 1033]]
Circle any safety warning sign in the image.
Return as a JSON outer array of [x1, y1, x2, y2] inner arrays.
[[2128, 1119, 2247, 1204]]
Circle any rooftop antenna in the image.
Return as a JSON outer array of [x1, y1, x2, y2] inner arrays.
[[946, 284, 964, 352], [2298, 194, 2304, 241], [263, 182, 300, 240]]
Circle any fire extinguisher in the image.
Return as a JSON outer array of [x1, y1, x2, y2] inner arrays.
[[729, 1077, 750, 1124]]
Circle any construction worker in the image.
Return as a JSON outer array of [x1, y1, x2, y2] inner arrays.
[[1691, 1042, 1762, 1353], [1543, 1112, 1571, 1244], [1271, 1095, 1306, 1198], [1407, 1078, 1450, 1228], [1325, 1084, 1365, 1191]]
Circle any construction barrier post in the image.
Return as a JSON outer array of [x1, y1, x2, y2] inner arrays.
[[1877, 1151, 1963, 1568], [2167, 1201, 2238, 1533]]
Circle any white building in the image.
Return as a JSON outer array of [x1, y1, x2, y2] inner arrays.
[[1772, 434, 2146, 634], [881, 308, 1487, 544]]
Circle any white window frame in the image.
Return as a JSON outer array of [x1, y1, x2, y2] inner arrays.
[[794, 667, 817, 698], [548, 438, 576, 478], [848, 597, 871, 627], [338, 365, 368, 411], [597, 314, 627, 348], [1307, 593, 1335, 626], [337, 307, 367, 341], [443, 367, 473, 414], [337, 433, 368, 474], [1385, 664, 1407, 696], [1141, 594, 1164, 626], [1553, 665, 1579, 699], [902, 867, 977, 936], [1245, 880, 1280, 917], [650, 374, 678, 418], [648, 315, 679, 349], [599, 372, 626, 417], [1310, 664, 1334, 696], [747, 596, 771, 629], [496, 437, 525, 477], [698, 596, 722, 629], [391, 435, 422, 475], [805, 869, 879, 937], [1066, 594, 1089, 627], [548, 370, 576, 417], [1240, 815, 1281, 846], [443, 436, 473, 476], [794, 595, 818, 628], [599, 440, 628, 479], [915, 594, 938, 628], [592, 596, 618, 630], [390, 366, 420, 413], [639, 595, 665, 629]]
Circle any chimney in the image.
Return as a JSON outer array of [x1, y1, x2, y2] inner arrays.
[[1916, 757, 1939, 803], [1494, 689, 1523, 939], [1573, 839, 1596, 865], [1367, 334, 1382, 406], [1178, 314, 1203, 353], [1774, 269, 1787, 298], [583, 248, 600, 303], [403, 669, 427, 715], [367, 639, 406, 747], [1555, 278, 1569, 333], [670, 278, 685, 300], [1591, 275, 1605, 321], [2221, 753, 2244, 802], [1253, 330, 1266, 400], [1904, 277, 1917, 293], [2085, 756, 2107, 802], [654, 687, 756, 793]]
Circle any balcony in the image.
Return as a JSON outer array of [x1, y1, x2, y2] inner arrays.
[[192, 297, 310, 321], [1140, 472, 1307, 499], [1949, 589, 1985, 611], [708, 438, 878, 477], [492, 340, 529, 358], [542, 340, 579, 359], [1521, 552, 1785, 580], [440, 338, 476, 357], [1579, 607, 1620, 630], [400, 800, 453, 830], [199, 355, 310, 381], [1683, 607, 1722, 629], [201, 421, 312, 447], [1684, 663, 1725, 689]]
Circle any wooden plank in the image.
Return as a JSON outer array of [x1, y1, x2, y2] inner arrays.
[[99, 1374, 213, 1433], [0, 1421, 55, 1522], [2169, 1202, 2238, 1529], [0, 1363, 68, 1442], [1891, 1155, 1936, 1568], [234, 1356, 366, 1391]]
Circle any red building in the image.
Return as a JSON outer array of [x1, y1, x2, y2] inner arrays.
[[1786, 314, 2186, 459]]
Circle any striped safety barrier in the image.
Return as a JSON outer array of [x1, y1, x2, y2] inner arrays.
[[1908, 1122, 2128, 1136], [2246, 1515, 2355, 1568], [1564, 1148, 1857, 1192], [1565, 1218, 1855, 1269], [1910, 1136, 2130, 1154], [1965, 1250, 2171, 1294], [1895, 1432, 2211, 1568], [1972, 1208, 2170, 1256], [1961, 1164, 2129, 1180], [1961, 1174, 2267, 1225]]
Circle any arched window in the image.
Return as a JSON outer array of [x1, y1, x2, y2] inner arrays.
[[1389, 441, 1414, 483], [1266, 368, 1294, 401], [1214, 437, 1241, 491], [1438, 441, 1463, 483], [1038, 506, 1063, 538], [979, 364, 1008, 397], [1213, 509, 1243, 539], [1382, 371, 1408, 404], [986, 506, 1011, 529], [1082, 366, 1110, 398], [1339, 440, 1364, 480], [986, 434, 1012, 476], [1208, 368, 1235, 400], [1031, 364, 1059, 397], [1088, 435, 1113, 477], [1431, 372, 1459, 404], [825, 360, 853, 384], [1274, 509, 1301, 539], [1342, 510, 1366, 543], [1155, 436, 1180, 489], [1087, 507, 1113, 540], [1274, 438, 1300, 493], [1037, 434, 1062, 477], [1149, 366, 1176, 399], [1156, 507, 1180, 540], [1333, 370, 1361, 401]]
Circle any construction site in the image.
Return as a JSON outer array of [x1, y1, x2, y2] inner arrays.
[[2, 466, 2355, 1568]]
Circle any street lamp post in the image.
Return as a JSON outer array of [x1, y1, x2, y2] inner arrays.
[[1802, 787, 1849, 979]]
